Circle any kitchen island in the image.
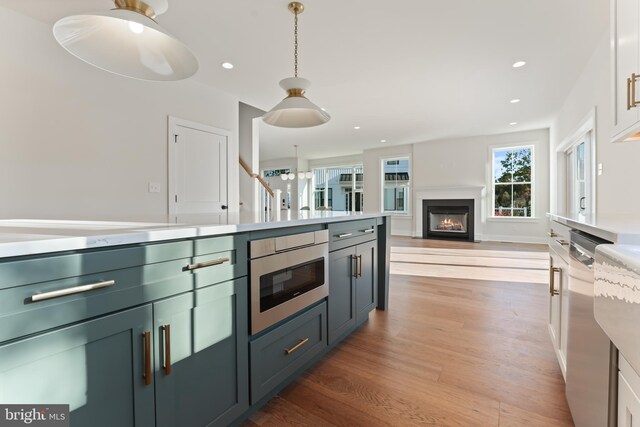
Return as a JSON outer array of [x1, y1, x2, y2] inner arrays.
[[0, 211, 391, 427]]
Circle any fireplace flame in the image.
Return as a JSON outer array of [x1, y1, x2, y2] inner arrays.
[[437, 217, 464, 231]]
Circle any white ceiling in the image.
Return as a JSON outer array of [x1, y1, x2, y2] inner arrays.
[[1, 0, 609, 161]]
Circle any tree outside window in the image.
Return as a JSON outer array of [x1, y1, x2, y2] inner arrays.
[[492, 146, 533, 217], [382, 157, 410, 214]]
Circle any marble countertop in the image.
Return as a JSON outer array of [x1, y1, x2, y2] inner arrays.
[[0, 211, 388, 258], [547, 213, 640, 243], [594, 244, 640, 374]]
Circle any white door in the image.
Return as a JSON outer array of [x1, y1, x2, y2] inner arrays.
[[168, 118, 229, 215]]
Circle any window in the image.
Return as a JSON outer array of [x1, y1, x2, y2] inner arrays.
[[313, 165, 362, 211], [314, 187, 332, 209], [565, 132, 592, 219], [382, 157, 410, 214], [492, 146, 534, 217]]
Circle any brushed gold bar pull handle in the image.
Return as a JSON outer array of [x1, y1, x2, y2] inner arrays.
[[163, 324, 172, 375], [632, 73, 640, 109], [352, 255, 358, 278], [555, 239, 569, 246], [358, 255, 363, 278], [628, 76, 633, 110], [548, 231, 558, 238], [143, 331, 152, 385], [285, 338, 309, 355], [549, 267, 561, 296], [31, 280, 115, 302], [186, 257, 230, 271], [361, 229, 375, 233]]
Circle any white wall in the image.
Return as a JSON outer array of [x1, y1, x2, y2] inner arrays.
[[0, 7, 239, 219], [363, 130, 550, 243], [239, 103, 264, 213], [551, 33, 640, 217]]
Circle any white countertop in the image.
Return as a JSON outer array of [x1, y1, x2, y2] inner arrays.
[[547, 213, 640, 243], [594, 244, 640, 374], [0, 211, 388, 258]]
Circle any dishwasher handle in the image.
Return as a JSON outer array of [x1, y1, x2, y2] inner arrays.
[[570, 241, 595, 267]]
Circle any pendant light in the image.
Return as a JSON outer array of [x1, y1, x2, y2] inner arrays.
[[281, 145, 313, 180], [263, 2, 330, 128], [53, 0, 198, 81]]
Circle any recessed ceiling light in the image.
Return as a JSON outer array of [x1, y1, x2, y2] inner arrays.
[[510, 98, 521, 104], [512, 61, 527, 68], [221, 62, 234, 69], [354, 126, 361, 130], [510, 122, 518, 126], [380, 139, 387, 143]]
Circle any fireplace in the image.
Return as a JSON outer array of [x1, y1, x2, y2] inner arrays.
[[423, 199, 474, 241]]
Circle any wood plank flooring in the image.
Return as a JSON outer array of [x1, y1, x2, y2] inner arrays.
[[243, 237, 573, 426]]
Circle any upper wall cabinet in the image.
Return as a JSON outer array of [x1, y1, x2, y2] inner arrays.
[[612, 0, 640, 141]]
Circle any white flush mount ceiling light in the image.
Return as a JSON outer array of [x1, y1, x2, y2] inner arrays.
[[53, 0, 198, 81], [221, 62, 234, 69], [510, 98, 521, 104], [263, 2, 330, 128], [512, 60, 527, 68]]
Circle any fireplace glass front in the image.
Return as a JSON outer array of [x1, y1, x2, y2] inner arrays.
[[429, 213, 468, 233]]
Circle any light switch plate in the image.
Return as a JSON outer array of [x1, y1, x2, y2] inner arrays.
[[597, 163, 603, 176], [148, 182, 161, 193]]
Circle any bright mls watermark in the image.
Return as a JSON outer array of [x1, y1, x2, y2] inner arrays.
[[0, 405, 69, 427]]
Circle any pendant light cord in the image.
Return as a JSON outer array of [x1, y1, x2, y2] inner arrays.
[[294, 9, 299, 78]]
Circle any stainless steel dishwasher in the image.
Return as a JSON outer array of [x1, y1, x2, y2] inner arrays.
[[565, 230, 616, 427]]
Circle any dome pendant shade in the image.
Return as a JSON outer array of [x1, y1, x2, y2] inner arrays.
[[263, 77, 330, 128], [53, 6, 198, 81], [262, 3, 330, 128]]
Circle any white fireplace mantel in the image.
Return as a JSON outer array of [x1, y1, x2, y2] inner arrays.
[[414, 186, 486, 240]]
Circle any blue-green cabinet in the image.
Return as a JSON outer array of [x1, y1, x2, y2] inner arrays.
[[153, 278, 249, 427], [355, 239, 377, 325], [328, 238, 377, 345], [328, 247, 357, 344], [0, 305, 155, 427]]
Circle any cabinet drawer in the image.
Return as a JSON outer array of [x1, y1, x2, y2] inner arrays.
[[328, 219, 377, 251], [0, 240, 192, 291], [0, 257, 193, 343], [191, 234, 247, 288], [250, 302, 327, 404], [549, 222, 570, 261]]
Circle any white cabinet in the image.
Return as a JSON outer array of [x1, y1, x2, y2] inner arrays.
[[549, 245, 570, 379], [611, 0, 640, 141], [548, 223, 571, 379], [618, 354, 640, 426]]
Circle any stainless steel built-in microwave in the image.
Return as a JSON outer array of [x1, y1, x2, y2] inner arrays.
[[249, 230, 328, 335]]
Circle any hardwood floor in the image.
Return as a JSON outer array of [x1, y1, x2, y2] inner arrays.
[[243, 237, 573, 426]]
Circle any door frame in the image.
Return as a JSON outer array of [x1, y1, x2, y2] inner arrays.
[[167, 116, 232, 216]]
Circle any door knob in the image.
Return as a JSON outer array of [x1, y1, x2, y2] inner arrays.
[[221, 205, 228, 210]]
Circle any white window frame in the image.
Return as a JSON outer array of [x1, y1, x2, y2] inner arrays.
[[490, 144, 536, 219], [556, 108, 596, 219], [311, 164, 363, 212], [380, 156, 411, 216]]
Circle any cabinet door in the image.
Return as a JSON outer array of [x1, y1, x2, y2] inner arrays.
[[618, 372, 640, 427], [328, 246, 356, 345], [355, 239, 378, 325], [549, 253, 561, 347], [559, 259, 569, 373], [154, 278, 248, 427], [612, 0, 640, 139], [0, 305, 155, 427], [548, 250, 568, 376]]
